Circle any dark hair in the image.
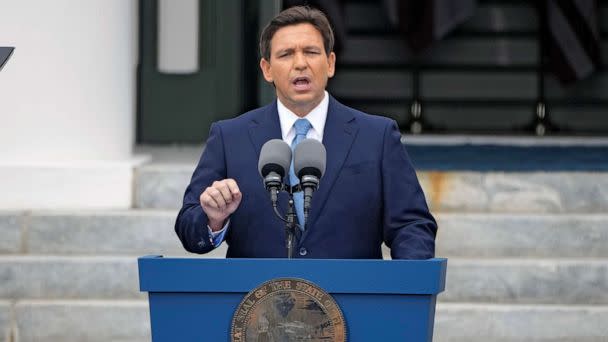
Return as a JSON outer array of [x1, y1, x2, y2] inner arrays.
[[259, 6, 334, 61]]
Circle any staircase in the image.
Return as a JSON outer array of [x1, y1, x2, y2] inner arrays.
[[2, 142, 608, 341], [329, 0, 608, 134]]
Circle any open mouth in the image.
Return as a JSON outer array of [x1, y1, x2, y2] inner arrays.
[[292, 76, 312, 91]]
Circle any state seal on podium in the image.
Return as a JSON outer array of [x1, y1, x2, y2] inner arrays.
[[231, 278, 346, 341]]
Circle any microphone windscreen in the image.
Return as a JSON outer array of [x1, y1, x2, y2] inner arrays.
[[294, 139, 326, 178], [258, 139, 292, 178]]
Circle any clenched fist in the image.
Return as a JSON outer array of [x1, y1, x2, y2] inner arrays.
[[200, 179, 242, 231]]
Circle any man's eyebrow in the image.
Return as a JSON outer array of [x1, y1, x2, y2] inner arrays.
[[274, 45, 322, 54], [275, 48, 294, 54]]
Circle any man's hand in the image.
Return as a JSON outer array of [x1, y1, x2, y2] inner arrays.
[[200, 179, 242, 231]]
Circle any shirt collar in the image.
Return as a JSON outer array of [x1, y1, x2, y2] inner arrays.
[[277, 91, 329, 141]]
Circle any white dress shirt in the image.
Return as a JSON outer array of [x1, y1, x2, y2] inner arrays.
[[277, 91, 328, 144]]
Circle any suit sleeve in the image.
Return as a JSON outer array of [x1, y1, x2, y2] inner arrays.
[[175, 122, 227, 254], [381, 121, 437, 259]]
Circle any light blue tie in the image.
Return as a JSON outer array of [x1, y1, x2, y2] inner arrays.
[[289, 118, 312, 230]]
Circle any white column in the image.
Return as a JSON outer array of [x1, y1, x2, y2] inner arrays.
[[0, 0, 145, 209]]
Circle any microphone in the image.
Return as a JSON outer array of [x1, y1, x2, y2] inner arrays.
[[293, 139, 326, 223], [258, 139, 292, 204]]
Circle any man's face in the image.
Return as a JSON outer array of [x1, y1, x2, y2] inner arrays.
[[260, 23, 336, 117]]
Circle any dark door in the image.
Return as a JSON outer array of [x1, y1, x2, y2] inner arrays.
[[138, 0, 245, 143]]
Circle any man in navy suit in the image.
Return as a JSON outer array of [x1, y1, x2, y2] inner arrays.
[[175, 6, 436, 259]]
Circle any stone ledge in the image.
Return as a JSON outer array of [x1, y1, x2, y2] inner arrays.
[[0, 257, 142, 300], [1, 256, 606, 305], [135, 167, 608, 213], [27, 210, 185, 255], [434, 303, 608, 342], [0, 157, 147, 210], [0, 253, 227, 300], [436, 213, 608, 257], [440, 259, 608, 305], [418, 171, 608, 214], [0, 301, 11, 342], [134, 167, 191, 209], [14, 300, 149, 342], [12, 210, 608, 258], [25, 209, 229, 256], [0, 212, 22, 254], [10, 300, 608, 342]]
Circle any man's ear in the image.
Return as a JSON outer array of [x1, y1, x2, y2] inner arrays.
[[260, 58, 273, 83], [327, 52, 336, 79]]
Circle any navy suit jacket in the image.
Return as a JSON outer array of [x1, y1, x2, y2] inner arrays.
[[175, 96, 436, 259]]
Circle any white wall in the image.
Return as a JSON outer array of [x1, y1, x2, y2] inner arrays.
[[0, 0, 142, 209]]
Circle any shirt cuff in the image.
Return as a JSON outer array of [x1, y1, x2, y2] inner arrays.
[[208, 219, 230, 247]]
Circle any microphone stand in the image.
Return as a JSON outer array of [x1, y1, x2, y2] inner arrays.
[[285, 196, 296, 259], [270, 184, 300, 259], [285, 184, 303, 259]]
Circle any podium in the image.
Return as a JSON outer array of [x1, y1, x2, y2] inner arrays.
[[138, 256, 447, 341]]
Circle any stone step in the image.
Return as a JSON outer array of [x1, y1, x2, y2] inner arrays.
[[1, 256, 606, 305], [440, 259, 608, 305], [418, 171, 608, 214], [436, 213, 608, 258], [0, 213, 20, 254], [0, 301, 10, 342], [0, 210, 225, 257], [13, 300, 149, 342], [135, 159, 608, 213], [2, 210, 607, 258], [0, 256, 143, 301], [134, 163, 192, 210], [24, 210, 187, 256], [6, 300, 608, 342], [434, 303, 608, 342]]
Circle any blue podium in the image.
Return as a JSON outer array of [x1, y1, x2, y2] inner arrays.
[[138, 256, 447, 341]]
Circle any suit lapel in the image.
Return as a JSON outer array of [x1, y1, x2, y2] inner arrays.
[[248, 101, 283, 160], [301, 97, 359, 241]]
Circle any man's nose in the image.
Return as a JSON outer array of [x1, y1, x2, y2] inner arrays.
[[293, 52, 307, 70]]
